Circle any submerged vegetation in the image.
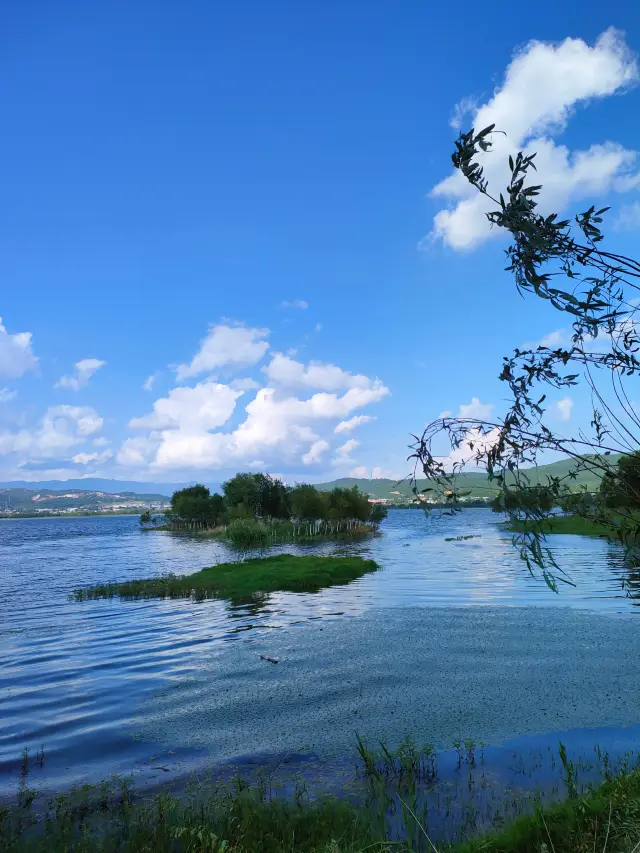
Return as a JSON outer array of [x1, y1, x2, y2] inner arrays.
[[72, 554, 378, 602], [145, 474, 388, 544], [4, 739, 640, 852]]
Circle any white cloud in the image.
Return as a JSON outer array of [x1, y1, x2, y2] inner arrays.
[[281, 299, 309, 309], [438, 409, 453, 419], [556, 397, 574, 421], [302, 440, 329, 465], [143, 372, 160, 392], [538, 329, 568, 348], [0, 405, 103, 460], [457, 397, 494, 420], [332, 438, 360, 466], [117, 361, 389, 473], [72, 449, 113, 465], [129, 380, 242, 431], [230, 377, 261, 391], [440, 426, 502, 470], [334, 415, 375, 433], [93, 437, 111, 447], [264, 353, 377, 392], [336, 438, 359, 456], [175, 323, 269, 381], [616, 201, 640, 230], [430, 29, 639, 250], [56, 358, 106, 391], [0, 388, 16, 403], [349, 465, 369, 478], [0, 316, 38, 379]]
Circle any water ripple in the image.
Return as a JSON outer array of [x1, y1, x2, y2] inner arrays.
[[0, 509, 636, 798]]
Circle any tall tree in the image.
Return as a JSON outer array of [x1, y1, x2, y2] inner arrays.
[[411, 125, 640, 589]]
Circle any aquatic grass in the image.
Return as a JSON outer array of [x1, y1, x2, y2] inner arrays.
[[507, 514, 620, 538], [4, 751, 640, 852], [71, 555, 379, 602], [444, 535, 482, 542]]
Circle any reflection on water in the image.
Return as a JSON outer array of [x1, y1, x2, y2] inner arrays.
[[0, 508, 637, 798]]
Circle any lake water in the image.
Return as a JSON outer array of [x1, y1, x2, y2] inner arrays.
[[1, 508, 640, 803]]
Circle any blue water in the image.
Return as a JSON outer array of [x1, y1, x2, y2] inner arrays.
[[0, 509, 637, 799]]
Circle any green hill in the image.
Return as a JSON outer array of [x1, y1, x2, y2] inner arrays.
[[315, 455, 619, 501], [0, 487, 169, 513]]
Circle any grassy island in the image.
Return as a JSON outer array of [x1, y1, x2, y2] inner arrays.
[[72, 554, 378, 602], [507, 513, 635, 538]]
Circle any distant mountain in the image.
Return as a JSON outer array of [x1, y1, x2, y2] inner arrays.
[[0, 478, 221, 497], [315, 455, 620, 500]]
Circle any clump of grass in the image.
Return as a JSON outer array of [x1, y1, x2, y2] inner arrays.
[[507, 515, 614, 537], [444, 535, 482, 542], [72, 555, 379, 602]]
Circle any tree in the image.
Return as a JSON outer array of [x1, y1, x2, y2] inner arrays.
[[289, 484, 328, 521], [170, 485, 225, 529], [327, 486, 371, 522], [369, 503, 388, 525], [222, 473, 290, 519], [411, 125, 640, 589], [600, 452, 640, 509]]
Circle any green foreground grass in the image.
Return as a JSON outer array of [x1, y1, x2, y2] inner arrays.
[[72, 554, 379, 602], [4, 762, 640, 852]]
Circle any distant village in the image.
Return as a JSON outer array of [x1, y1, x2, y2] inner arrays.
[[0, 488, 170, 517]]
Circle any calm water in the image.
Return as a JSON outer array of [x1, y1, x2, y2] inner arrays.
[[0, 508, 637, 800]]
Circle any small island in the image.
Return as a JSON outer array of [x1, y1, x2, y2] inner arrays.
[[73, 554, 379, 602], [141, 472, 388, 546]]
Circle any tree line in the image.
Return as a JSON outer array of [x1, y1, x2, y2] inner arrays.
[[141, 473, 387, 532]]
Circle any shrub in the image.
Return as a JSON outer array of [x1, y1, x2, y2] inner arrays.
[[225, 518, 270, 547]]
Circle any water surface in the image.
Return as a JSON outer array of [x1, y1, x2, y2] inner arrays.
[[1, 508, 638, 799]]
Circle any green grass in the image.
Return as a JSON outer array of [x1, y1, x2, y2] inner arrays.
[[72, 554, 379, 602], [4, 756, 640, 852], [507, 513, 637, 538]]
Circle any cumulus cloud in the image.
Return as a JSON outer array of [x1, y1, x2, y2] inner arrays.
[[281, 299, 309, 309], [457, 397, 494, 420], [56, 358, 106, 391], [175, 323, 269, 381], [302, 440, 329, 465], [332, 438, 360, 466], [334, 415, 375, 433], [118, 359, 390, 474], [264, 353, 377, 392], [440, 426, 502, 470], [0, 405, 103, 460], [430, 29, 639, 250], [0, 388, 17, 403], [556, 397, 574, 421], [349, 465, 369, 478], [538, 329, 568, 348], [129, 380, 242, 431], [0, 316, 38, 379]]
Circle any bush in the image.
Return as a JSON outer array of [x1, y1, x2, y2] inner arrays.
[[225, 518, 270, 548]]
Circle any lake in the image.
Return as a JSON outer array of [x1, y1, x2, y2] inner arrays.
[[2, 508, 640, 803]]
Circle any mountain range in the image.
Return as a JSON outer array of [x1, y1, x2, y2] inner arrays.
[[0, 455, 619, 509]]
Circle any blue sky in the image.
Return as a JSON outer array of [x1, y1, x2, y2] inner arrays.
[[1, 1, 640, 484]]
